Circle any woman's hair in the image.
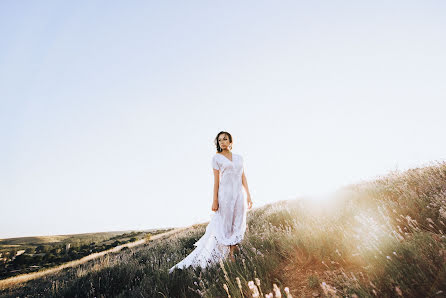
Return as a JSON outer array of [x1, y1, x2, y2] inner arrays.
[[214, 131, 233, 153]]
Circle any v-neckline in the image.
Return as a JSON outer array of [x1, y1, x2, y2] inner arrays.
[[218, 152, 233, 162]]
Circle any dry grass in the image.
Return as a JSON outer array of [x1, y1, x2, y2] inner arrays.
[[1, 161, 446, 297]]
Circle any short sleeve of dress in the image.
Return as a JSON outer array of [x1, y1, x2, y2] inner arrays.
[[212, 155, 220, 170]]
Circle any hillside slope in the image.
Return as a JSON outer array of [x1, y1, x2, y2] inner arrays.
[[1, 161, 446, 297]]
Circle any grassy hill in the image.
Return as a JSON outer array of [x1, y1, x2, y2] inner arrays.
[[1, 161, 446, 297], [0, 229, 171, 247], [0, 229, 172, 279]]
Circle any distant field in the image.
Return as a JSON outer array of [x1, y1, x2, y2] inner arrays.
[[0, 229, 167, 246], [0, 228, 173, 279]]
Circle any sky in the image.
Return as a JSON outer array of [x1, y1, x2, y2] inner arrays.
[[1, 1, 445, 239]]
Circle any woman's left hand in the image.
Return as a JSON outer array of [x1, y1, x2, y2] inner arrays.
[[247, 195, 253, 210]]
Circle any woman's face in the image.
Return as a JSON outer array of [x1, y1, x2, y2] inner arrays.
[[218, 134, 232, 150]]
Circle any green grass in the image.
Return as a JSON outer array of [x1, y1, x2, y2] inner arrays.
[[1, 161, 446, 297]]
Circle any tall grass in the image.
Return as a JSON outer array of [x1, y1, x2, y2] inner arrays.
[[1, 161, 446, 297]]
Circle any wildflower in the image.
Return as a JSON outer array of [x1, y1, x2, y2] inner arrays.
[[247, 281, 260, 297], [255, 278, 261, 287], [265, 293, 274, 298], [393, 251, 397, 256], [223, 283, 231, 298], [219, 259, 230, 283], [284, 287, 293, 298], [273, 283, 281, 297], [236, 277, 243, 297], [335, 248, 341, 256], [320, 282, 337, 296], [255, 278, 263, 297], [386, 256, 391, 260], [395, 286, 403, 296]]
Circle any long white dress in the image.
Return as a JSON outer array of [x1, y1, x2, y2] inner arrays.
[[169, 152, 247, 273]]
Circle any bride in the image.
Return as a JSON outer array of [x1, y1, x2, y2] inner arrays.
[[169, 131, 253, 273]]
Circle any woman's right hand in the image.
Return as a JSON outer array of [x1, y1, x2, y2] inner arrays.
[[212, 200, 219, 211]]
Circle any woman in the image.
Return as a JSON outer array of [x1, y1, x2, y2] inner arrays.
[[169, 131, 253, 273]]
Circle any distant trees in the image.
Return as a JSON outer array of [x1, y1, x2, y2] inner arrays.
[[12, 254, 33, 266], [35, 245, 49, 254], [25, 247, 34, 254], [50, 247, 62, 255], [9, 249, 17, 258]]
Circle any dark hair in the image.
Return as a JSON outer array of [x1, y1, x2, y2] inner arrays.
[[214, 131, 233, 153]]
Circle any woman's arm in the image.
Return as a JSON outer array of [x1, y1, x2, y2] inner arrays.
[[212, 169, 219, 211], [242, 169, 253, 209]]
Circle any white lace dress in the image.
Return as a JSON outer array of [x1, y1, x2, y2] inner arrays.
[[169, 153, 247, 273]]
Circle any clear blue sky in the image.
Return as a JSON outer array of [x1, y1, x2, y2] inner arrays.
[[1, 1, 445, 238]]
